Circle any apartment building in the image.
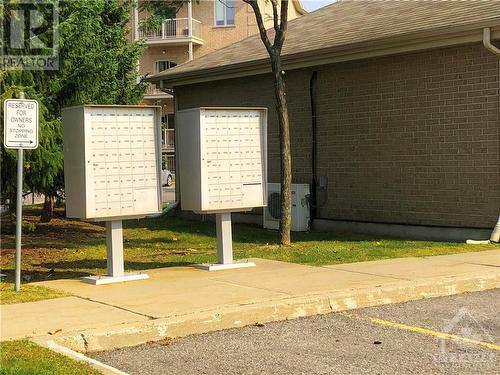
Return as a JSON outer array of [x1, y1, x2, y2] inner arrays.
[[131, 0, 306, 172], [149, 1, 500, 238]]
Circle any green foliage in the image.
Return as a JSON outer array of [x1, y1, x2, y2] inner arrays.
[[0, 71, 62, 208], [1, 0, 145, 215], [47, 0, 146, 111], [138, 0, 188, 32]]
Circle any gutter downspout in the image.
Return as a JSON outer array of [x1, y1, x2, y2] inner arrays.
[[483, 27, 500, 57], [481, 28, 500, 243], [309, 71, 318, 225], [188, 0, 194, 61]]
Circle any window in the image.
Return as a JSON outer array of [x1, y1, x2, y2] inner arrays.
[[154, 60, 177, 73], [215, 0, 235, 26]]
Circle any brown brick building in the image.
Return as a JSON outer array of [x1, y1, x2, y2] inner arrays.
[[150, 1, 500, 237]]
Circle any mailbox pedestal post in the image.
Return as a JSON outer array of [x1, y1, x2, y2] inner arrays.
[[216, 213, 233, 265], [81, 220, 149, 285], [106, 220, 125, 277], [195, 213, 256, 271]]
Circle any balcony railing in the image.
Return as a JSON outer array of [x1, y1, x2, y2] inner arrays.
[[162, 128, 175, 151], [139, 18, 203, 44], [144, 83, 170, 98], [162, 154, 176, 173]]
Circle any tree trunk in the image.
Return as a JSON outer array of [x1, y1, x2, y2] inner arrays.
[[242, 0, 291, 245], [40, 194, 54, 223], [271, 55, 292, 246]]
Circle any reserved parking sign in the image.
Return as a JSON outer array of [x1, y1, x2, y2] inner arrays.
[[3, 99, 39, 149]]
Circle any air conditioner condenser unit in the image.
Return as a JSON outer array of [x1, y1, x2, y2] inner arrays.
[[263, 183, 310, 232]]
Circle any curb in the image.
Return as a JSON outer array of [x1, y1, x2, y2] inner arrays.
[[47, 270, 500, 353], [32, 337, 129, 375]]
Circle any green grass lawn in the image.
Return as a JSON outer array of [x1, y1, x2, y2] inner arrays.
[[0, 340, 100, 375], [1, 206, 497, 305], [0, 283, 69, 305]]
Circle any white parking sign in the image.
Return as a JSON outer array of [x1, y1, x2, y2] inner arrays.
[[3, 99, 39, 149]]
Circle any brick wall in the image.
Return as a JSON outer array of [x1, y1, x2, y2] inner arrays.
[[176, 70, 314, 185], [175, 43, 500, 228]]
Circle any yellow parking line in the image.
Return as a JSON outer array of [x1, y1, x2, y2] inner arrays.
[[338, 311, 500, 352], [370, 317, 500, 352]]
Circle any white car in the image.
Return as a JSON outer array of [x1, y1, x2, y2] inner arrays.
[[161, 169, 174, 187]]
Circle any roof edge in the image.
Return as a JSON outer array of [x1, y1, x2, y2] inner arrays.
[[148, 22, 500, 88], [293, 0, 308, 15]]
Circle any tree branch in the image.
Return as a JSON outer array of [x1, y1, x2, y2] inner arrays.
[[243, 0, 273, 54], [275, 0, 288, 50], [270, 0, 279, 33]]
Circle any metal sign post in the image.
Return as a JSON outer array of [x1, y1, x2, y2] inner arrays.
[[3, 92, 39, 291]]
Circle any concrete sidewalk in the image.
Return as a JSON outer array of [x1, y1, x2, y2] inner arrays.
[[2, 250, 499, 352]]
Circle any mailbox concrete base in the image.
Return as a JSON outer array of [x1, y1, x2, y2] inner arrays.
[[81, 273, 149, 285], [195, 213, 257, 271], [194, 261, 256, 272]]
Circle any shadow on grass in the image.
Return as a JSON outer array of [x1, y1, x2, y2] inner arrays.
[[1, 259, 202, 283], [1, 269, 91, 282], [129, 215, 401, 244], [4, 206, 396, 252], [38, 259, 198, 271], [1, 236, 105, 252], [127, 216, 350, 245], [122, 236, 185, 249]]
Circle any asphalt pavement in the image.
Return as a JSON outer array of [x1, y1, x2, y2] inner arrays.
[[92, 289, 500, 374]]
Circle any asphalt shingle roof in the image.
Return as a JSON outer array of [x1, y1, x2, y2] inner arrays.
[[151, 0, 500, 83]]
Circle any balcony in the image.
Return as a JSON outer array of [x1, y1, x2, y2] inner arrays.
[[162, 154, 175, 173], [139, 18, 203, 46], [144, 83, 172, 99], [162, 128, 175, 152]]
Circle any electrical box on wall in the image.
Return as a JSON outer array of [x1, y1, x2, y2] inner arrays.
[[62, 105, 162, 220], [176, 107, 268, 213]]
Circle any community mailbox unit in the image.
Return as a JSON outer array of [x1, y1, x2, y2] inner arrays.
[[63, 105, 162, 284], [177, 107, 267, 270]]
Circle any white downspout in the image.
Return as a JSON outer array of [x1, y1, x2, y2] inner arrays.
[[188, 0, 194, 61], [481, 28, 500, 243], [483, 27, 500, 57]]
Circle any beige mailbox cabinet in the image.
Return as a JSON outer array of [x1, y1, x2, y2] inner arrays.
[[63, 105, 162, 220], [177, 107, 268, 271], [177, 107, 267, 214], [62, 105, 162, 284]]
